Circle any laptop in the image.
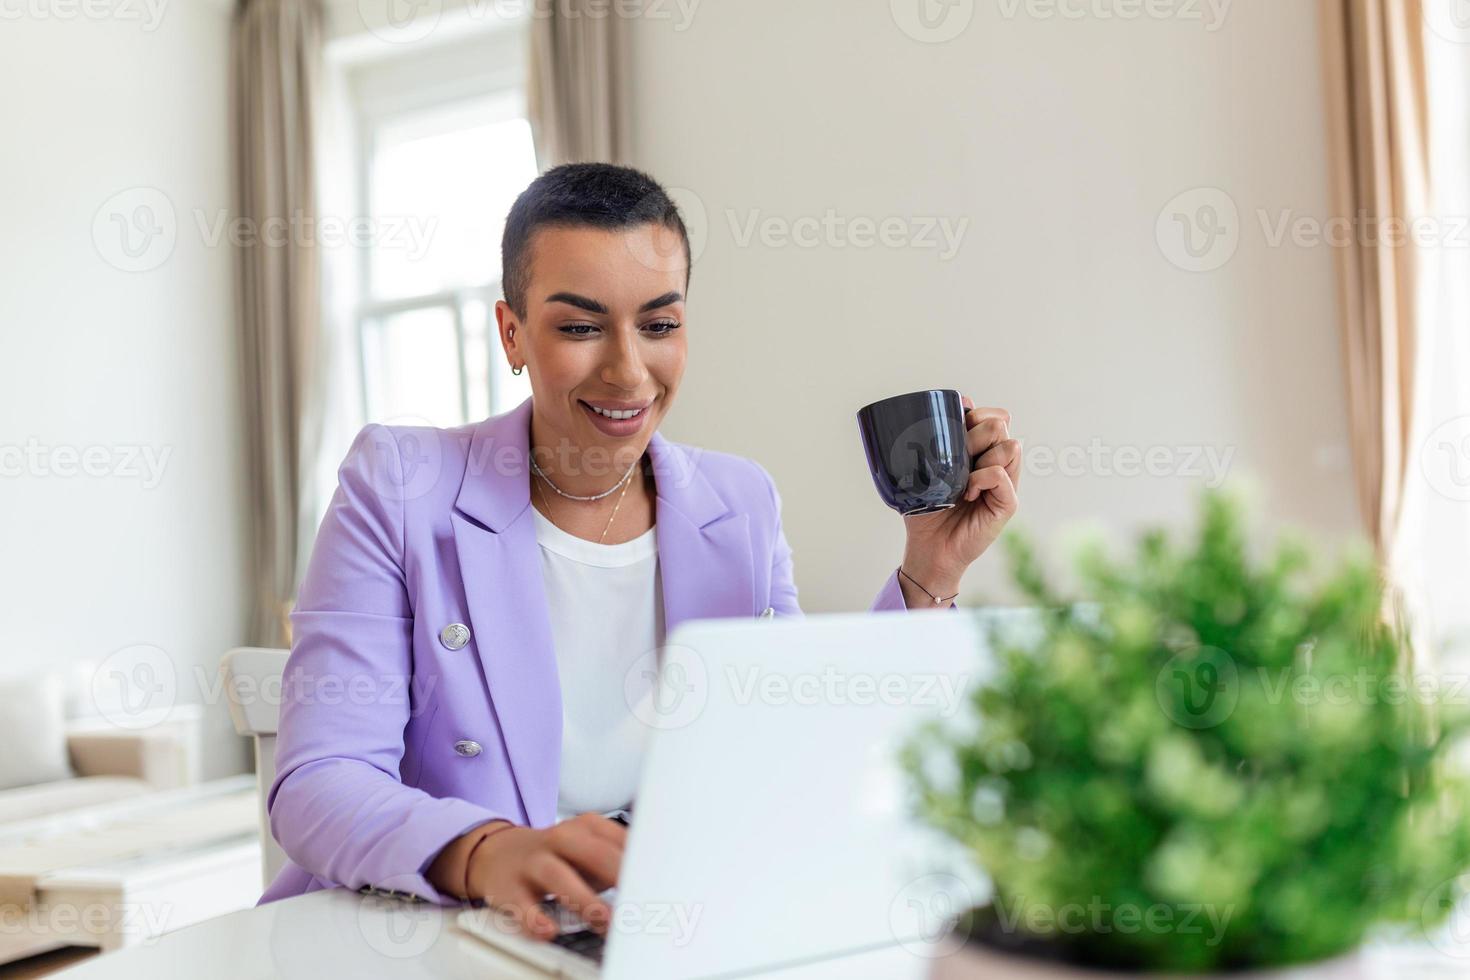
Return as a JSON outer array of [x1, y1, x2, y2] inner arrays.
[[458, 608, 1009, 979]]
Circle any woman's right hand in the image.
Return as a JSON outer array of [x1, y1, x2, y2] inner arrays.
[[464, 814, 627, 940]]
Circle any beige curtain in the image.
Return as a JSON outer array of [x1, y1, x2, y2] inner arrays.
[[527, 0, 631, 168], [1319, 0, 1431, 565], [231, 0, 326, 647]]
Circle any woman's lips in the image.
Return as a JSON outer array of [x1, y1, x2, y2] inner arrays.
[[579, 399, 651, 437]]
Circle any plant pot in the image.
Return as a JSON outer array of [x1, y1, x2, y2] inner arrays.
[[924, 911, 1369, 980], [928, 941, 1368, 980]]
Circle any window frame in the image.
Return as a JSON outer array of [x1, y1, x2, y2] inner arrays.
[[342, 20, 531, 427]]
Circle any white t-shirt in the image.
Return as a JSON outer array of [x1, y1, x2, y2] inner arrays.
[[532, 508, 663, 823]]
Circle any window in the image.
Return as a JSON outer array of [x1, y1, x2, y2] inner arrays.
[[1407, 26, 1470, 665], [339, 19, 537, 431]]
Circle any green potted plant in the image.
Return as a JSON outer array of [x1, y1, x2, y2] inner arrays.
[[903, 492, 1470, 975]]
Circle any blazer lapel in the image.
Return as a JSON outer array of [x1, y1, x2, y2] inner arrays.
[[449, 397, 756, 827], [647, 431, 756, 633], [451, 398, 560, 826]]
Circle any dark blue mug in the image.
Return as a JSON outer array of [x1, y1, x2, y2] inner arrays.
[[856, 389, 971, 516]]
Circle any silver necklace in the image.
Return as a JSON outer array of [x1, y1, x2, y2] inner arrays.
[[528, 451, 642, 501]]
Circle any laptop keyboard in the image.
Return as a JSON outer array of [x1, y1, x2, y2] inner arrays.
[[550, 928, 606, 964]]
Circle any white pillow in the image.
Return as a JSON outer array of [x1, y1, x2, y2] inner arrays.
[[0, 673, 73, 790]]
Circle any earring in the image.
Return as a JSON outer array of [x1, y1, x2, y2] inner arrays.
[[512, 364, 524, 376]]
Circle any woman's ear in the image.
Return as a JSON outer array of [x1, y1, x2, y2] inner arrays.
[[494, 299, 522, 368]]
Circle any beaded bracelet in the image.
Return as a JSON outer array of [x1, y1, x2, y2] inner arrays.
[[898, 565, 960, 606]]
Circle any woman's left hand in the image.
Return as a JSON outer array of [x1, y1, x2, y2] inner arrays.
[[899, 395, 1022, 597]]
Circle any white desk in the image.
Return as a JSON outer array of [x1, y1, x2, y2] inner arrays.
[[49, 887, 1470, 979]]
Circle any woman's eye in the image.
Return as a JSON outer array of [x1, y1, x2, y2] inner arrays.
[[559, 321, 679, 337]]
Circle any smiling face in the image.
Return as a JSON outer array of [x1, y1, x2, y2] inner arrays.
[[495, 222, 689, 491]]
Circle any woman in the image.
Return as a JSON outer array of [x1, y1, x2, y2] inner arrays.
[[257, 164, 1022, 940]]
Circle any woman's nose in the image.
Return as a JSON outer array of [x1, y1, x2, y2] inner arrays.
[[600, 334, 648, 390]]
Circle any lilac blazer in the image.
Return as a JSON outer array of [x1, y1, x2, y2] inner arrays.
[[258, 396, 945, 907]]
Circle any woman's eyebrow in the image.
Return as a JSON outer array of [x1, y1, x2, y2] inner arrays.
[[639, 291, 684, 312], [545, 292, 608, 314], [543, 291, 684, 314]]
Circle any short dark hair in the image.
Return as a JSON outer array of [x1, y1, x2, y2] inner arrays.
[[501, 163, 692, 317]]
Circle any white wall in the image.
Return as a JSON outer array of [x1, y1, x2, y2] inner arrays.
[[0, 1, 249, 777], [626, 0, 1359, 609]]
